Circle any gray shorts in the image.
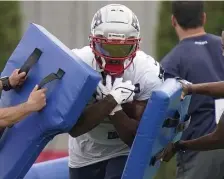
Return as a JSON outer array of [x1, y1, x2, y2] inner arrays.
[[176, 149, 224, 179]]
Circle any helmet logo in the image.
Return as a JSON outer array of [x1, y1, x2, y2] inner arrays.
[[131, 14, 140, 32], [108, 33, 125, 40], [92, 11, 103, 30]]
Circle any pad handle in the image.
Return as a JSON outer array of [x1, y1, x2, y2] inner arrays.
[[19, 48, 42, 74], [162, 111, 180, 128], [37, 68, 65, 90], [15, 48, 42, 90], [18, 48, 42, 74], [162, 111, 191, 133]]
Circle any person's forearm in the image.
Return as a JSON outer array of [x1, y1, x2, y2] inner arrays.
[[109, 110, 139, 147], [189, 81, 224, 98], [179, 117, 224, 151], [0, 102, 32, 127], [180, 133, 223, 151], [69, 95, 117, 137]]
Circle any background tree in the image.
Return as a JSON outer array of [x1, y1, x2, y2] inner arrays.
[[0, 1, 21, 71], [156, 1, 224, 61]]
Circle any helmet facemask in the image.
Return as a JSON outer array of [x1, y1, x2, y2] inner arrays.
[[90, 35, 140, 76]]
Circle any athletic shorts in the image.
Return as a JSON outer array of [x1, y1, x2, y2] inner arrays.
[[69, 156, 127, 179]]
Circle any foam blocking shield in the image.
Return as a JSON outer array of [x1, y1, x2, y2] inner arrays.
[[122, 78, 191, 179], [0, 23, 100, 179]]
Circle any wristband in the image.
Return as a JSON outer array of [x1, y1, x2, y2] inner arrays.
[[173, 140, 187, 152], [0, 76, 12, 91]]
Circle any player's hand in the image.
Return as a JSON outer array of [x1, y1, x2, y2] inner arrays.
[[9, 69, 27, 88], [96, 75, 112, 100], [26, 85, 47, 112], [96, 75, 122, 115], [109, 78, 135, 104]]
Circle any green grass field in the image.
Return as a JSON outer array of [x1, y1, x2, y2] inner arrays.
[[153, 157, 176, 179]]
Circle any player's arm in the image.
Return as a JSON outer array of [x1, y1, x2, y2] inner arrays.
[[69, 77, 136, 138], [110, 71, 162, 147], [184, 81, 224, 98], [69, 95, 117, 137], [109, 100, 147, 147]]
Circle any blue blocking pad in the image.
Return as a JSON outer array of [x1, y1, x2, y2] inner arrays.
[[0, 23, 100, 179], [24, 157, 69, 179], [122, 78, 191, 179]]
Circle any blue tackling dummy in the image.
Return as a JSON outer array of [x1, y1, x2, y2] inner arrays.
[[0, 23, 100, 179], [122, 78, 191, 179]]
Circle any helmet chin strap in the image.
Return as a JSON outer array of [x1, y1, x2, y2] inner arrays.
[[101, 71, 117, 86], [95, 55, 134, 77]]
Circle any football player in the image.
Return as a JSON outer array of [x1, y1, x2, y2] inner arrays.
[[68, 4, 163, 179]]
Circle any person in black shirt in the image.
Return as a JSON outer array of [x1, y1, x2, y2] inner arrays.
[[161, 1, 224, 179]]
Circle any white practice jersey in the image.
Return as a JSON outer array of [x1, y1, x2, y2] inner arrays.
[[69, 46, 163, 168]]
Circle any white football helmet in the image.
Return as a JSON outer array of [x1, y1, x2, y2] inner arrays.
[[89, 4, 141, 76]]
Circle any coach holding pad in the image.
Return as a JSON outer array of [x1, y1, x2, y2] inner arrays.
[[0, 69, 47, 129], [158, 80, 224, 159], [161, 1, 224, 179]]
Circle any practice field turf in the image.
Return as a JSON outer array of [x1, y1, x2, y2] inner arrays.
[[154, 156, 176, 179]]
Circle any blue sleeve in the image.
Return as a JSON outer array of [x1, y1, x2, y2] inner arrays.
[[160, 52, 181, 80]]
